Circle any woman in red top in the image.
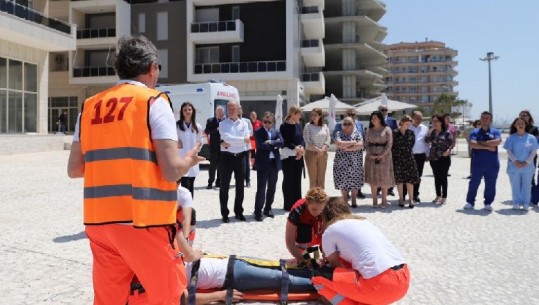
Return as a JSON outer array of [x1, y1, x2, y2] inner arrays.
[[285, 187, 329, 262]]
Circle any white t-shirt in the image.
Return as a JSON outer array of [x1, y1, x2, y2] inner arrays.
[[176, 121, 203, 177], [322, 219, 406, 279], [185, 258, 228, 289], [177, 185, 193, 209], [72, 80, 177, 142]]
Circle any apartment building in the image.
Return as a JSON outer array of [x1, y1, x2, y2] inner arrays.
[[3, 0, 386, 135], [0, 0, 76, 134], [323, 0, 388, 104], [385, 40, 458, 110]]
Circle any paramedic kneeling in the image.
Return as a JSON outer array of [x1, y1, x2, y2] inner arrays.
[[312, 198, 410, 305], [67, 35, 204, 305]]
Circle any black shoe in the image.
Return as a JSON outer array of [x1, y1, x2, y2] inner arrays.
[[215, 181, 220, 188], [263, 210, 275, 218], [206, 184, 213, 189], [246, 182, 251, 188], [466, 175, 472, 179], [414, 197, 421, 203], [357, 192, 366, 199], [388, 190, 395, 196], [235, 214, 246, 221], [447, 173, 451, 177], [254, 215, 263, 222], [222, 216, 230, 223]]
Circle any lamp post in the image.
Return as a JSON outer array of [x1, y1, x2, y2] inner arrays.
[[479, 52, 499, 117]]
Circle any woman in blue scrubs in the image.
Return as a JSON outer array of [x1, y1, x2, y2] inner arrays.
[[503, 117, 538, 210]]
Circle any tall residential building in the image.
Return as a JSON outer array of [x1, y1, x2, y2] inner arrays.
[[323, 0, 388, 104], [5, 0, 386, 135], [1, 0, 76, 134], [384, 40, 458, 111]]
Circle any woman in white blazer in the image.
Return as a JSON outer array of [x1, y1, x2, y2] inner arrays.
[[177, 102, 203, 197]]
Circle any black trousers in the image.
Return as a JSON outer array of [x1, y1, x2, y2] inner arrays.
[[180, 177, 196, 198], [219, 152, 245, 217], [208, 149, 220, 185], [254, 159, 279, 216], [282, 157, 304, 211], [244, 150, 251, 184], [430, 156, 451, 198], [404, 153, 427, 200]]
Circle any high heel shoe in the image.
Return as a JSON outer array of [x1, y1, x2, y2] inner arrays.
[[432, 197, 442, 204], [409, 202, 415, 209], [398, 201, 405, 208], [440, 198, 447, 205]]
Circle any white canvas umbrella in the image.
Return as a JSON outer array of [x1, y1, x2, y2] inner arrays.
[[355, 94, 417, 115], [275, 95, 283, 130], [301, 96, 354, 113]]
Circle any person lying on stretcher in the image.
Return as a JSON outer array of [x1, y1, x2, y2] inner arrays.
[[130, 251, 333, 305]]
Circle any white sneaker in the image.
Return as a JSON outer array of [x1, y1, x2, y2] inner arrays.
[[513, 204, 520, 210], [463, 203, 474, 209], [483, 205, 493, 211], [523, 205, 530, 211]]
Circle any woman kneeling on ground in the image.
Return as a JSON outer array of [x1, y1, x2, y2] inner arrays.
[[312, 198, 410, 305], [285, 187, 329, 262]]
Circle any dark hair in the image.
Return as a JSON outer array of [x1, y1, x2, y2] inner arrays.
[[431, 114, 447, 131], [114, 35, 158, 80], [481, 111, 493, 120], [311, 108, 323, 126], [368, 111, 387, 129], [519, 110, 535, 125], [509, 117, 528, 134], [177, 102, 199, 133], [473, 120, 481, 128]]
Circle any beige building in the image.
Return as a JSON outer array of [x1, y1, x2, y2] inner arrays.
[[384, 40, 458, 112]]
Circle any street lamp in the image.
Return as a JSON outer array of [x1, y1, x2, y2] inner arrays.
[[479, 52, 499, 117]]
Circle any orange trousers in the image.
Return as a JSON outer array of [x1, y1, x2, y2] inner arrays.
[[312, 265, 410, 305], [85, 224, 187, 305]]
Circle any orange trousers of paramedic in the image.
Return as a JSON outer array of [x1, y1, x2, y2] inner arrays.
[[312, 264, 410, 305], [85, 225, 187, 305]]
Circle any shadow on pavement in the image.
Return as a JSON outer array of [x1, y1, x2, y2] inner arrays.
[[455, 209, 493, 216], [496, 208, 531, 216], [53, 231, 87, 243], [196, 209, 289, 228]]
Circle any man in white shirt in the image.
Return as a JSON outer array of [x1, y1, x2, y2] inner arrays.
[[404, 111, 430, 203], [219, 101, 250, 223]]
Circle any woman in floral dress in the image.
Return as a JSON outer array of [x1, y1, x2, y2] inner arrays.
[[392, 115, 420, 208], [333, 117, 364, 208]]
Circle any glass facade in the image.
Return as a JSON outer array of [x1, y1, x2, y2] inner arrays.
[[0, 57, 38, 133]]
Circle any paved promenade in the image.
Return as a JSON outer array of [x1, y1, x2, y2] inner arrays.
[[1, 139, 539, 305]]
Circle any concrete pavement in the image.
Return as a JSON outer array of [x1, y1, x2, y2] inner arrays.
[[1, 139, 538, 305]]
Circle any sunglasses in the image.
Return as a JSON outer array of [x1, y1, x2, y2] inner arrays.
[[343, 123, 353, 126], [380, 109, 388, 112], [263, 120, 273, 124]]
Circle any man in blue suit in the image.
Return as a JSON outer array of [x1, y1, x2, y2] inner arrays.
[[379, 105, 398, 196], [253, 112, 283, 221], [332, 109, 366, 199]]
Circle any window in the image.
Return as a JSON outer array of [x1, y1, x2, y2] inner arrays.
[[156, 12, 168, 41], [158, 49, 168, 79], [231, 45, 240, 62], [232, 6, 240, 19], [25, 63, 37, 92], [9, 60, 23, 90], [196, 47, 219, 64], [0, 58, 6, 89], [138, 13, 146, 33]]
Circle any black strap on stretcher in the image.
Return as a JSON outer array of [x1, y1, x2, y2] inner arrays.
[[224, 255, 236, 305], [187, 260, 202, 305], [279, 259, 289, 305]]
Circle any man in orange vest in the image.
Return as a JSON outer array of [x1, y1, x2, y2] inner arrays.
[[67, 35, 204, 305]]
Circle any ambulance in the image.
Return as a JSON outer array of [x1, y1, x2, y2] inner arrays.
[[158, 82, 240, 159]]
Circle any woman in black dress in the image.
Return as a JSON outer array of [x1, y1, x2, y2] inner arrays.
[[392, 115, 420, 208]]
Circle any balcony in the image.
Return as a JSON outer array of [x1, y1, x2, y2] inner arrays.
[[302, 72, 325, 95], [0, 0, 76, 51], [194, 60, 286, 74], [301, 39, 325, 67], [190, 19, 244, 44], [70, 65, 117, 85], [303, 0, 324, 6], [77, 27, 115, 39], [300, 6, 324, 39]]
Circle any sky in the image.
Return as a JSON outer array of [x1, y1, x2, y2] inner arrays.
[[381, 0, 539, 125]]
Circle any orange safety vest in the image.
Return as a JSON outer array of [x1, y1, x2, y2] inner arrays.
[[80, 83, 177, 228]]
